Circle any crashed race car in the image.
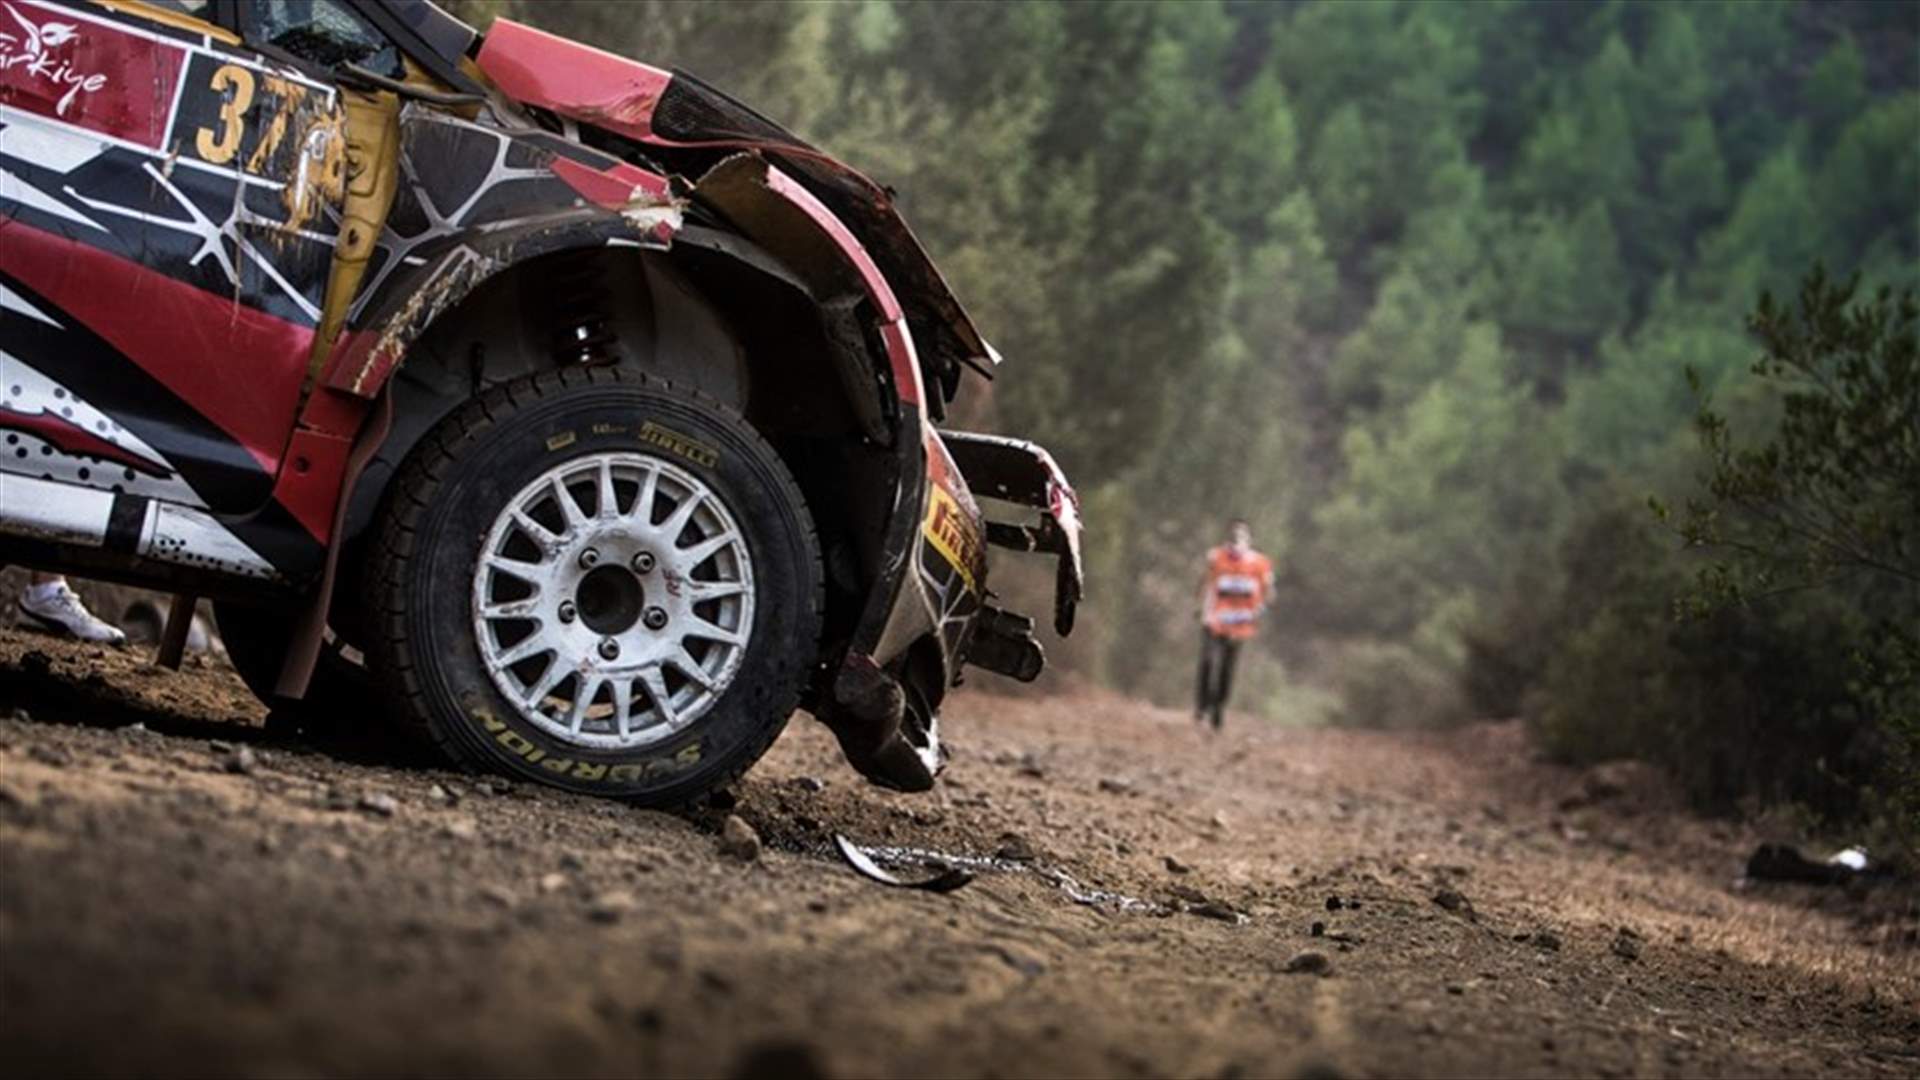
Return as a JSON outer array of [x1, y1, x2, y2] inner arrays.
[[0, 0, 1083, 804]]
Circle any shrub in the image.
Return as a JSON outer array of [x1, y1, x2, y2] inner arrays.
[[1334, 640, 1464, 730]]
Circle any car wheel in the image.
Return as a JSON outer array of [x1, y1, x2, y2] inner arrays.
[[367, 367, 822, 804]]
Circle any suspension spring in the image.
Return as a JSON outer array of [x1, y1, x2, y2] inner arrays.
[[536, 250, 623, 367]]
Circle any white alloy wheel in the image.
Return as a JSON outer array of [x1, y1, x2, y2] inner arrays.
[[470, 451, 755, 749]]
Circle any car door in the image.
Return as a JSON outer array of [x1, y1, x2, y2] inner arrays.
[[0, 0, 344, 515]]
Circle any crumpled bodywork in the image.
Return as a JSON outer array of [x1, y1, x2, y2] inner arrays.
[[318, 105, 683, 400], [473, 18, 996, 405], [684, 152, 924, 408]]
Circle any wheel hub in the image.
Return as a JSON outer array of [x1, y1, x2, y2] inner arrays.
[[470, 451, 756, 750], [574, 563, 643, 635]]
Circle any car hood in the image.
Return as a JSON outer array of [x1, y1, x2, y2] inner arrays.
[[474, 18, 997, 400]]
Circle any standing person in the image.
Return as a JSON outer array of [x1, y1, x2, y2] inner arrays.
[[17, 573, 126, 645], [1195, 519, 1272, 730]]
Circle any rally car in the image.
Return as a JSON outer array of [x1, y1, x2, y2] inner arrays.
[[0, 0, 1083, 804]]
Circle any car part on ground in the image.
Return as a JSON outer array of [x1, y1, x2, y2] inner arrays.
[[833, 834, 975, 893]]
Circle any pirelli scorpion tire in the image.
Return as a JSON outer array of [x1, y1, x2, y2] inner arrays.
[[367, 367, 823, 805]]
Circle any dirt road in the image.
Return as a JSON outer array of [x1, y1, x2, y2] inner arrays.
[[1, 628, 1915, 1078]]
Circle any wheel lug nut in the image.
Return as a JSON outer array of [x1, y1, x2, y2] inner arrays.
[[578, 548, 600, 568], [643, 607, 669, 631], [632, 551, 656, 573], [598, 638, 620, 660], [557, 601, 577, 624]]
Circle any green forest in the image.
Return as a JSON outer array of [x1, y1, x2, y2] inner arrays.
[[454, 0, 1919, 835]]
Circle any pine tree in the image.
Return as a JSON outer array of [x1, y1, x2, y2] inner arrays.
[[1804, 34, 1868, 155], [1659, 112, 1731, 232]]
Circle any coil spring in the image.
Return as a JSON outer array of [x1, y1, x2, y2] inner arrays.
[[538, 251, 622, 367]]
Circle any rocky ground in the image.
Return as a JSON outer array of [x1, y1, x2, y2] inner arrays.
[[1, 627, 1915, 1078]]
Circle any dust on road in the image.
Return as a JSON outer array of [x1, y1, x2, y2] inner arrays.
[[1, 629, 1915, 1078]]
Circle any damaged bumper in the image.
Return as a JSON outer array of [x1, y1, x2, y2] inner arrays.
[[943, 431, 1085, 640]]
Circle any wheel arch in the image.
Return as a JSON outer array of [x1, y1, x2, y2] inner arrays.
[[325, 225, 910, 674]]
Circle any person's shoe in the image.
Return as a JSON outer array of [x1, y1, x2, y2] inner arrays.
[[19, 582, 127, 645]]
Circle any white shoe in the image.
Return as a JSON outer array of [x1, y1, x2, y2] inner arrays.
[[19, 582, 127, 645]]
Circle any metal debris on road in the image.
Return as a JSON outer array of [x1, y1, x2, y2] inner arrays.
[[833, 834, 974, 893]]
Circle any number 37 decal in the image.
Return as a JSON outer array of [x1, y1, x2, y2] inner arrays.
[[178, 55, 334, 177]]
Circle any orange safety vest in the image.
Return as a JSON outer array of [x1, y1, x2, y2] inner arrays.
[[1203, 545, 1273, 640]]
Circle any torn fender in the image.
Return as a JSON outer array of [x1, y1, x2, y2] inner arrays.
[[473, 18, 674, 139], [323, 203, 679, 398], [475, 21, 995, 403], [940, 431, 1085, 637], [688, 153, 922, 407], [312, 101, 683, 400]]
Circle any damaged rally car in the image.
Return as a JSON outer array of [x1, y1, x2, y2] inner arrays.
[[0, 0, 1083, 803]]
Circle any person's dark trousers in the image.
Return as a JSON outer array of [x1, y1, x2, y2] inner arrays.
[[1195, 630, 1241, 729]]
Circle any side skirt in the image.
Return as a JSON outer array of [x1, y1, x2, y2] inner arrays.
[[0, 472, 282, 582]]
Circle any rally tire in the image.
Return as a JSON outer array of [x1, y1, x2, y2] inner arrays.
[[365, 366, 823, 804]]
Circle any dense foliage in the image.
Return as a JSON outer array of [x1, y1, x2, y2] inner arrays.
[[1657, 275, 1916, 832], [453, 1, 1919, 824]]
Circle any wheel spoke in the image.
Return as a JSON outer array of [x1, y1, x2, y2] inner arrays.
[[686, 618, 746, 647], [479, 598, 541, 621], [521, 657, 570, 706], [658, 492, 706, 545], [667, 645, 715, 690], [493, 634, 553, 669], [510, 508, 560, 546], [596, 458, 618, 519], [551, 475, 589, 530], [683, 576, 748, 599], [640, 666, 677, 729], [567, 676, 601, 733], [630, 464, 661, 529], [610, 677, 634, 737], [484, 554, 546, 584], [681, 579, 747, 603], [676, 531, 736, 570]]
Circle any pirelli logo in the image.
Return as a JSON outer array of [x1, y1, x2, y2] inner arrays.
[[923, 486, 983, 591], [638, 422, 718, 468]]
